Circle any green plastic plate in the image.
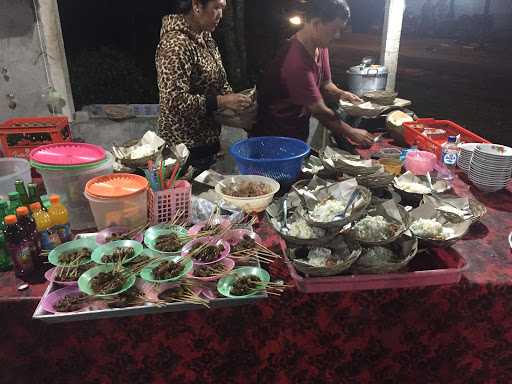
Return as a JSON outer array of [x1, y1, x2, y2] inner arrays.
[[78, 264, 136, 297], [48, 238, 98, 267], [91, 240, 143, 265], [217, 266, 271, 298], [139, 256, 193, 284]]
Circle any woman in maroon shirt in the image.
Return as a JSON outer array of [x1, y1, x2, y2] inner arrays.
[[255, 0, 374, 147]]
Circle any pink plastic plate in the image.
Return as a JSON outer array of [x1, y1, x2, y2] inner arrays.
[[188, 216, 232, 236], [201, 288, 218, 300], [30, 143, 106, 166], [188, 257, 235, 282], [181, 237, 230, 266], [96, 226, 144, 245], [45, 267, 79, 286], [140, 281, 203, 302], [41, 286, 91, 314], [223, 229, 263, 246]]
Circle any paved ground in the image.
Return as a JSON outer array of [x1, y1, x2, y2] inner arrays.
[[330, 33, 512, 146]]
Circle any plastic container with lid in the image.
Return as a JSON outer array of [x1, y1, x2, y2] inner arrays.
[[32, 152, 114, 230], [84, 173, 149, 231], [404, 150, 437, 176], [0, 158, 31, 200]]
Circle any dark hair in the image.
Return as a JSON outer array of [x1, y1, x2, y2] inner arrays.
[[304, 0, 351, 23], [177, 0, 212, 14]]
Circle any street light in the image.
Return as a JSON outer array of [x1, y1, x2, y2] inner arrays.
[[289, 15, 303, 26]]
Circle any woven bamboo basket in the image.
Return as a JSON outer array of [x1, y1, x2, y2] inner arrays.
[[288, 239, 362, 277], [350, 235, 418, 274], [348, 204, 412, 246], [356, 172, 395, 189], [303, 186, 372, 230], [265, 212, 337, 247]]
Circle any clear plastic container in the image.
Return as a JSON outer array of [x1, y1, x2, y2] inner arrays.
[[0, 158, 32, 200], [33, 153, 114, 230], [84, 189, 148, 231]]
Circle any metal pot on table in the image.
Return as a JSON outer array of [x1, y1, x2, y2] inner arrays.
[[346, 57, 388, 97]]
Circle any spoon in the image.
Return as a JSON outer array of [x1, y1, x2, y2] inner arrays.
[[282, 200, 290, 233], [334, 190, 360, 221]]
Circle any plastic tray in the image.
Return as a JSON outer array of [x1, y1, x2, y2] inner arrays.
[[403, 118, 489, 159], [32, 281, 267, 323], [282, 240, 468, 293]]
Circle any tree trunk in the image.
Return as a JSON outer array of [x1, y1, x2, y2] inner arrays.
[[217, 0, 248, 90]]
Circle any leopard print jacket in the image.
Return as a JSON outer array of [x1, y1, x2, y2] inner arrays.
[[156, 15, 232, 149]]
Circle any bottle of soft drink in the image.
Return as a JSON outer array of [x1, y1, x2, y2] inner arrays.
[[4, 215, 43, 282], [48, 195, 71, 243], [15, 180, 29, 206], [7, 192, 22, 216], [0, 234, 12, 272], [0, 200, 8, 231], [27, 183, 44, 208], [440, 136, 459, 181], [16, 206, 41, 257], [30, 202, 54, 251]]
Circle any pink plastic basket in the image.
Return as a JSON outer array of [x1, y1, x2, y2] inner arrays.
[[281, 240, 468, 293], [148, 180, 192, 225]]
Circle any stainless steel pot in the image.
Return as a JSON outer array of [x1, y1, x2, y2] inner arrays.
[[346, 57, 388, 97]]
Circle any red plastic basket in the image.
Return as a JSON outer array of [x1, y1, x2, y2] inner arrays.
[[281, 240, 467, 293], [148, 180, 192, 225], [403, 118, 489, 158], [0, 116, 71, 159]]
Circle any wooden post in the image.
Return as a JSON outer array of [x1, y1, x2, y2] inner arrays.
[[37, 0, 75, 119], [380, 0, 405, 92]]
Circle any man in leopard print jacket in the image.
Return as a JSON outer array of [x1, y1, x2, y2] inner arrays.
[[156, 0, 250, 170]]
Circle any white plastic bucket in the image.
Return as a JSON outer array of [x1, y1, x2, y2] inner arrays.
[[84, 188, 148, 231], [35, 153, 114, 230]]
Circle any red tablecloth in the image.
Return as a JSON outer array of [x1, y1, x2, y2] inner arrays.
[[2, 142, 512, 383]]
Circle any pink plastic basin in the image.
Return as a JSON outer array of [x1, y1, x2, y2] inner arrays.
[[405, 150, 437, 175]]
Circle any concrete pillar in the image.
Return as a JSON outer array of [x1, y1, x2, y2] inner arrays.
[[380, 0, 406, 92], [38, 0, 75, 119]]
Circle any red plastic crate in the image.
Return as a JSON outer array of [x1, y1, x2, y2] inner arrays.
[[403, 118, 489, 158], [0, 116, 72, 159]]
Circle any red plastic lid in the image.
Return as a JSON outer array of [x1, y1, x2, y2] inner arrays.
[[29, 143, 106, 166], [16, 207, 29, 216], [4, 215, 17, 225], [85, 173, 149, 198]]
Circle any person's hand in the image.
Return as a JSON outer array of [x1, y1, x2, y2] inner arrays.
[[217, 93, 251, 112], [339, 91, 363, 104], [346, 127, 374, 148]]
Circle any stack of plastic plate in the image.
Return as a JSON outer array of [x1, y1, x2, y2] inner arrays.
[[457, 143, 478, 173], [469, 144, 512, 192], [30, 143, 112, 230]]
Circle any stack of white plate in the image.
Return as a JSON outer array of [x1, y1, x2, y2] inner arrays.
[[469, 144, 512, 192], [457, 143, 479, 173]]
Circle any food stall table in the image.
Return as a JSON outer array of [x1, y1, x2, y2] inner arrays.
[[1, 141, 512, 383]]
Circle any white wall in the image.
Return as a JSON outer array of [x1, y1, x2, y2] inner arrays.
[[0, 0, 50, 120]]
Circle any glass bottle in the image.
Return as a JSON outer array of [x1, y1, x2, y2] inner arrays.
[[15, 180, 29, 206], [7, 192, 22, 216]]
